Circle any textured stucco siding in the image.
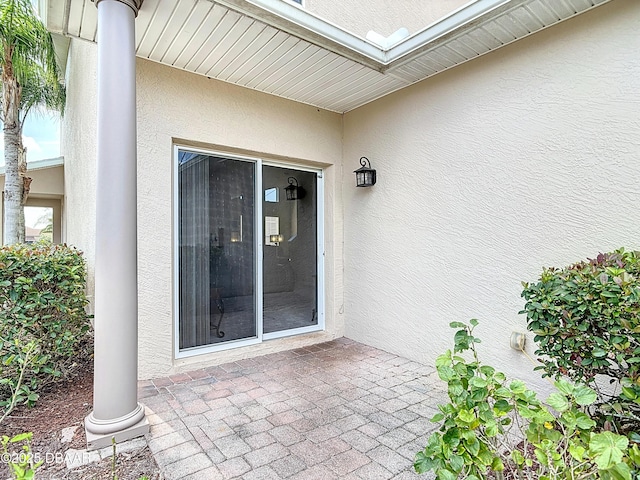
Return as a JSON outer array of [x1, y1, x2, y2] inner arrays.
[[61, 39, 98, 309], [62, 42, 343, 380], [342, 0, 640, 394], [135, 59, 343, 378]]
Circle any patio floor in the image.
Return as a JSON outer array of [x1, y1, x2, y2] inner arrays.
[[139, 338, 446, 479]]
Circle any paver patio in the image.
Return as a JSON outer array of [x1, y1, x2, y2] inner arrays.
[[139, 338, 446, 479]]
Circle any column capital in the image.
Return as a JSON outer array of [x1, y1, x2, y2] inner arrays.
[[93, 0, 144, 17]]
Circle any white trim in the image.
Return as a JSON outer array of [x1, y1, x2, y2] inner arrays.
[[215, 0, 383, 64], [255, 157, 265, 344], [262, 323, 322, 341], [316, 171, 325, 332], [173, 144, 325, 359], [216, 0, 513, 64], [261, 167, 325, 341], [173, 145, 263, 360], [386, 0, 510, 61], [0, 156, 64, 176], [173, 144, 180, 360]]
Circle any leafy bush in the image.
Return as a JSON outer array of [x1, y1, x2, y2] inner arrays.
[[414, 320, 640, 479], [0, 243, 90, 415], [520, 248, 640, 434]]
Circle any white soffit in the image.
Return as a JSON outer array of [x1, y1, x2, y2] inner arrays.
[[49, 0, 610, 113]]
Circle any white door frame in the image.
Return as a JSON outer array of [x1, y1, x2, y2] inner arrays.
[[173, 145, 325, 359]]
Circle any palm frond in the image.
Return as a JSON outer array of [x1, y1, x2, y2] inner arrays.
[[0, 0, 65, 121]]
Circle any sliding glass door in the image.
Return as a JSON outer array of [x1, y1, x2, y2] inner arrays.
[[262, 166, 318, 335], [178, 151, 256, 349], [176, 147, 322, 355]]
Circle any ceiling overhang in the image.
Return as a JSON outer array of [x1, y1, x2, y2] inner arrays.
[[41, 0, 610, 113]]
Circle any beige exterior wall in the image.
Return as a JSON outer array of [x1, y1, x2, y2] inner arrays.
[[302, 0, 469, 38], [0, 164, 64, 196], [62, 0, 639, 388], [62, 39, 98, 308], [0, 164, 64, 243], [342, 0, 640, 394], [63, 39, 344, 379]]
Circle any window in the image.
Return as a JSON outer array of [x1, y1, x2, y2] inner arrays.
[[264, 187, 278, 203]]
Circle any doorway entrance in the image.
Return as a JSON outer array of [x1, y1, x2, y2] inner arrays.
[[175, 147, 323, 356]]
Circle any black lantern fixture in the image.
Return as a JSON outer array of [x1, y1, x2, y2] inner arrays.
[[354, 157, 376, 187], [285, 177, 305, 201]]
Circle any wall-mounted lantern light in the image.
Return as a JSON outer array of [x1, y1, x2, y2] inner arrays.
[[285, 177, 305, 200], [269, 234, 285, 245], [354, 157, 376, 187]]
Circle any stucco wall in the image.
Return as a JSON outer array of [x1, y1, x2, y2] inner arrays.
[[0, 165, 64, 197], [62, 39, 98, 309], [63, 39, 344, 380], [0, 165, 64, 243], [136, 59, 343, 378], [302, 0, 468, 38], [342, 0, 640, 394]]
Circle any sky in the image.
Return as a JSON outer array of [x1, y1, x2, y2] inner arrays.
[[0, 110, 61, 228], [0, 109, 61, 167]]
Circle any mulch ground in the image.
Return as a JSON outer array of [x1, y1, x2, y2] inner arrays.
[[1, 355, 161, 480]]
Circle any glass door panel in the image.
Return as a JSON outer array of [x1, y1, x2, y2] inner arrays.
[[178, 150, 256, 349], [262, 166, 318, 334]]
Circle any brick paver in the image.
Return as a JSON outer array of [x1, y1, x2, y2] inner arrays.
[[141, 338, 444, 479]]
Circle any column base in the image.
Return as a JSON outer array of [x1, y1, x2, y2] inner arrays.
[[85, 404, 149, 451]]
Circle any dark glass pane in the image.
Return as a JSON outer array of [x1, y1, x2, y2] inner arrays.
[[178, 151, 256, 349], [262, 166, 317, 333]]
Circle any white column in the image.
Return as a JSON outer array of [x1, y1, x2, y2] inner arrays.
[[84, 0, 149, 450]]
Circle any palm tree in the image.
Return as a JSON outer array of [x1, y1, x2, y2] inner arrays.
[[0, 0, 65, 244]]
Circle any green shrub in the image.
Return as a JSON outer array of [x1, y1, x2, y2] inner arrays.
[[0, 243, 90, 415], [520, 248, 640, 435], [414, 320, 640, 479]]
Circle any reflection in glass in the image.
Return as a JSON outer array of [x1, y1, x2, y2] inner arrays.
[[178, 151, 255, 349], [262, 166, 317, 333]]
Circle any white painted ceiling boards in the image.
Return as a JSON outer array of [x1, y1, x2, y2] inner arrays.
[[42, 0, 610, 113]]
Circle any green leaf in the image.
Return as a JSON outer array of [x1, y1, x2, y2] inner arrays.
[[431, 413, 445, 423], [436, 352, 452, 368], [457, 409, 476, 423], [10, 432, 32, 443], [491, 456, 504, 471], [546, 393, 569, 412], [555, 380, 574, 396], [509, 380, 526, 394], [466, 437, 480, 456], [485, 423, 499, 437], [469, 377, 488, 388], [511, 449, 525, 466], [437, 366, 457, 382], [569, 444, 585, 461], [479, 365, 495, 377], [493, 399, 511, 414], [573, 385, 597, 406], [601, 462, 631, 480], [436, 469, 457, 480], [414, 451, 436, 474], [449, 454, 464, 473], [593, 348, 608, 358], [589, 432, 628, 470], [575, 414, 596, 430]]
